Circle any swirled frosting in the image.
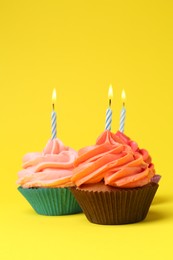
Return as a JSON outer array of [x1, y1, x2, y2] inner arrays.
[[72, 131, 156, 188], [17, 138, 77, 188]]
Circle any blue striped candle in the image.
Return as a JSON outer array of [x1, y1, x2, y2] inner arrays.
[[105, 85, 113, 131], [105, 107, 112, 130], [51, 88, 57, 139], [119, 89, 126, 133]]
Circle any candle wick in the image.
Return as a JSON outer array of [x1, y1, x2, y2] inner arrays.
[[52, 103, 55, 110], [123, 102, 125, 107], [109, 99, 111, 107]]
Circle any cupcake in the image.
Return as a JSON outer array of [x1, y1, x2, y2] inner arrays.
[[71, 130, 159, 225], [17, 138, 82, 215]]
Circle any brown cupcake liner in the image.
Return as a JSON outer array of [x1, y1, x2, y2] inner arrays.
[[70, 182, 159, 225]]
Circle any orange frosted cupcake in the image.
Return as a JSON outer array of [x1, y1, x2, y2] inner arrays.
[[17, 138, 82, 215], [71, 130, 159, 225]]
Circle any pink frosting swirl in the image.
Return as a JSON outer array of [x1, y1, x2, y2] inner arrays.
[[72, 131, 156, 188], [17, 138, 77, 188]]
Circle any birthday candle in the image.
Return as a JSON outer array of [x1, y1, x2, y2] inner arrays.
[[119, 89, 126, 133], [105, 85, 113, 131], [51, 88, 57, 139]]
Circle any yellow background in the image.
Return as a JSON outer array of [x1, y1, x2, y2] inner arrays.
[[0, 0, 173, 259]]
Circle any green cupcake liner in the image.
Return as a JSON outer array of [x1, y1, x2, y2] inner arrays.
[[70, 182, 159, 225], [18, 186, 82, 216]]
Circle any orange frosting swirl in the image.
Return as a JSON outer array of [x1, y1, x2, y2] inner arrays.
[[72, 131, 155, 188], [17, 138, 77, 188]]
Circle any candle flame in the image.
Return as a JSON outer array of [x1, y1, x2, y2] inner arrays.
[[121, 89, 126, 101], [108, 85, 113, 99], [52, 88, 56, 103]]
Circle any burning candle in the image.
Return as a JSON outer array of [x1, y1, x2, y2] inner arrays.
[[51, 88, 57, 139], [105, 85, 113, 131], [119, 89, 126, 133]]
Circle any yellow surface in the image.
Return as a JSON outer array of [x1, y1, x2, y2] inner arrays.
[[0, 0, 173, 259]]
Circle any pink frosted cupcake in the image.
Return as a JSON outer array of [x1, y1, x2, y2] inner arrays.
[[17, 138, 82, 215], [71, 130, 159, 224]]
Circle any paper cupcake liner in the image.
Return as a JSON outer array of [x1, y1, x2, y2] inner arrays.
[[18, 187, 82, 216], [70, 183, 159, 225]]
